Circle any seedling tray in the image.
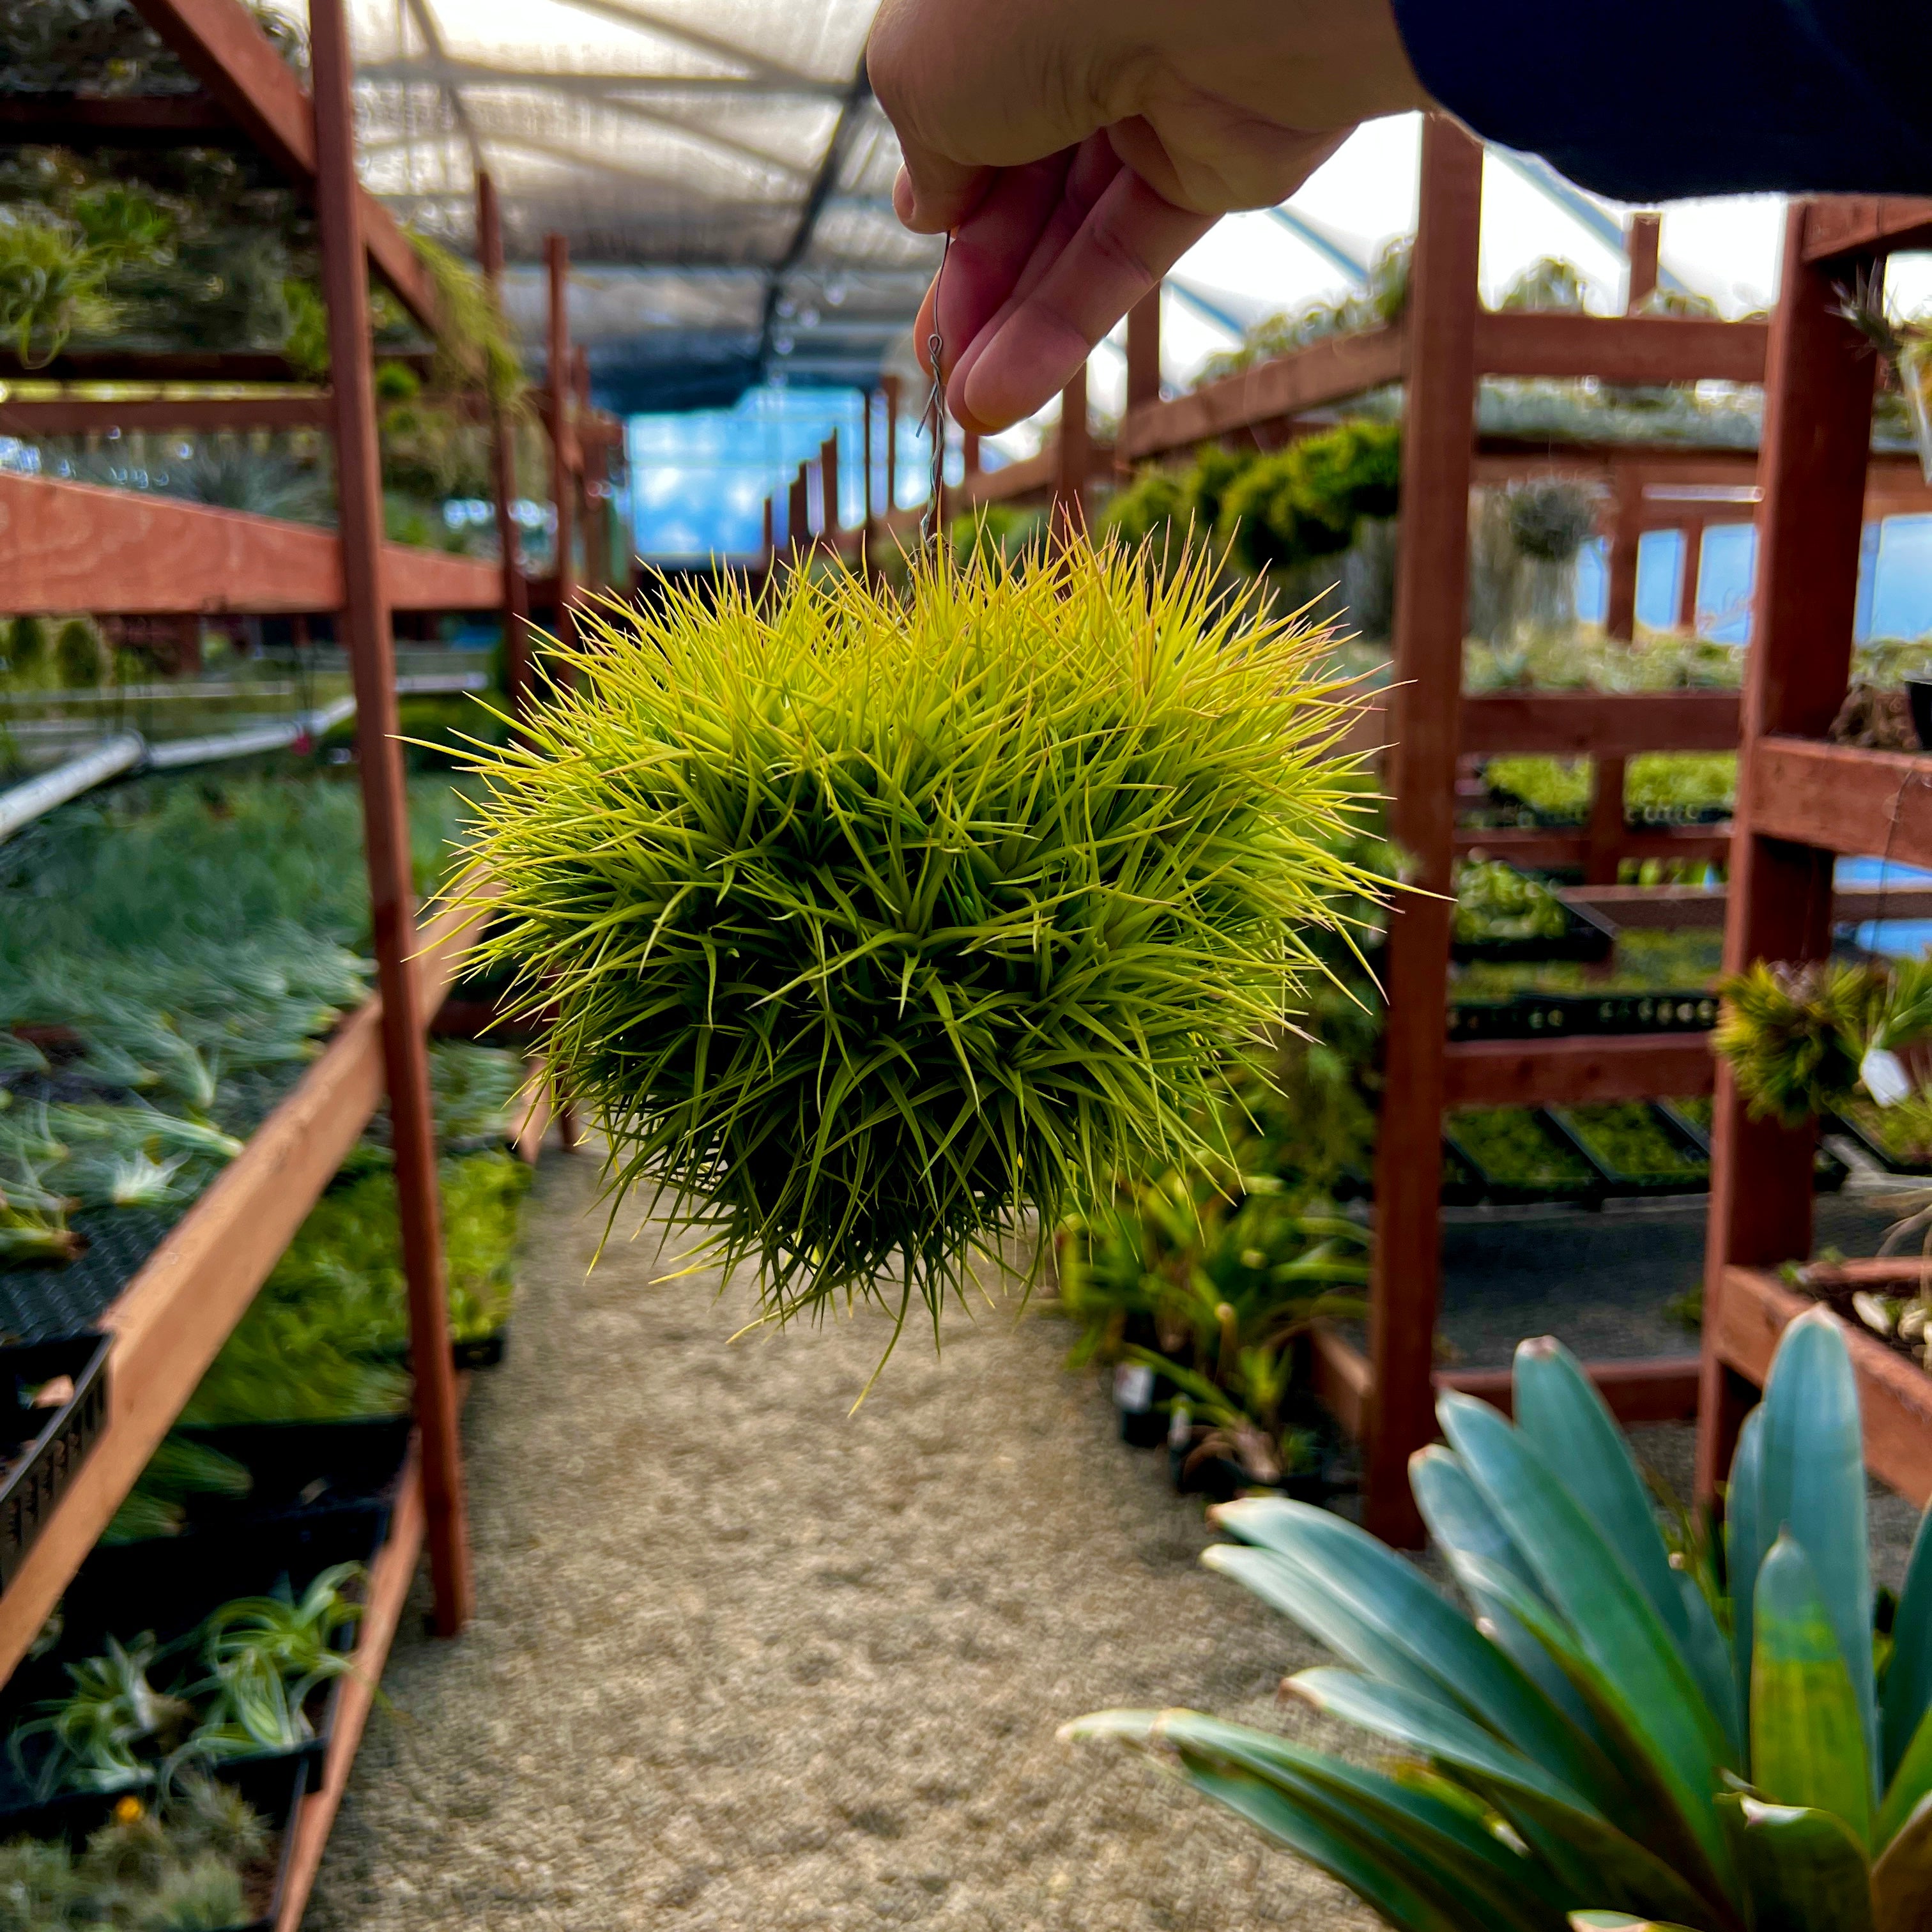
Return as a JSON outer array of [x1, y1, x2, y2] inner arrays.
[[1659, 1101, 1850, 1194], [1447, 990, 1719, 1042], [1443, 1110, 1605, 1209], [1545, 1103, 1711, 1197], [1450, 896, 1615, 966], [1830, 1105, 1932, 1177], [0, 1508, 384, 1818], [0, 1333, 111, 1592], [164, 1419, 413, 1535], [0, 1747, 307, 1930]]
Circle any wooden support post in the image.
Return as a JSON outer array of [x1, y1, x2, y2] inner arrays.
[[861, 390, 875, 526], [1365, 116, 1485, 1549], [1604, 468, 1643, 642], [310, 0, 471, 1634], [476, 172, 531, 723], [545, 233, 575, 655], [1696, 204, 1878, 1505], [819, 432, 840, 537], [961, 428, 980, 477], [576, 351, 611, 599], [787, 464, 809, 557], [762, 494, 776, 563], [1626, 213, 1662, 310], [882, 374, 901, 514], [1125, 284, 1162, 422], [1584, 753, 1627, 884], [1052, 360, 1089, 543], [1677, 523, 1704, 633]]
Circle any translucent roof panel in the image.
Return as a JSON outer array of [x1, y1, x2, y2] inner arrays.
[[268, 0, 941, 412]]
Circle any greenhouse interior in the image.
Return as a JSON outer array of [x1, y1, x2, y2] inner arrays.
[[1, 1, 1931, 1928]]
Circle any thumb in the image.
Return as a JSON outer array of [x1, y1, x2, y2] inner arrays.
[[892, 149, 991, 237]]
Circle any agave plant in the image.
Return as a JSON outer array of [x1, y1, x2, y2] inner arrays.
[[460, 539, 1380, 1337], [1071, 1311, 1932, 1930]]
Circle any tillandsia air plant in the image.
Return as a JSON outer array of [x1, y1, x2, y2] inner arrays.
[[1712, 959, 1887, 1127], [1838, 273, 1932, 485], [1071, 1312, 1932, 1931], [458, 537, 1385, 1346]]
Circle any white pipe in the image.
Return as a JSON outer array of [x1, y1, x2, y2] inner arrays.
[[143, 695, 358, 770], [0, 733, 147, 842]]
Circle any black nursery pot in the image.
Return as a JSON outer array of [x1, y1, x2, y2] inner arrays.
[[1907, 673, 1932, 751]]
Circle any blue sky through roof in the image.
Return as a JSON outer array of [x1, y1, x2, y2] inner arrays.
[[627, 385, 933, 562]]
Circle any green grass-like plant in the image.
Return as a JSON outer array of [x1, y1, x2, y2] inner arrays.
[[459, 539, 1381, 1337]]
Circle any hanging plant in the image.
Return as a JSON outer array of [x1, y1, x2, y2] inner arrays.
[[1839, 273, 1932, 485], [459, 539, 1383, 1344]]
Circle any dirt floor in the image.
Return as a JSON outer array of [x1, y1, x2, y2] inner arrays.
[[303, 1151, 1379, 1932]]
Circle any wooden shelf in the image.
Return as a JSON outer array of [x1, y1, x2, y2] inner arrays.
[[1306, 1323, 1698, 1440], [1802, 197, 1932, 264], [1443, 1032, 1714, 1108], [1452, 825, 1732, 868], [1715, 1268, 1932, 1508], [1469, 310, 1767, 385], [1117, 323, 1406, 462], [0, 889, 494, 1685], [0, 471, 501, 616], [1460, 690, 1739, 756], [1747, 736, 1932, 864]]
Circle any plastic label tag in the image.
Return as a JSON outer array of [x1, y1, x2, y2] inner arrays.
[[1167, 1402, 1193, 1450], [1863, 1046, 1912, 1108], [1112, 1363, 1155, 1413]]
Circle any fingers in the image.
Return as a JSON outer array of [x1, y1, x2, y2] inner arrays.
[[953, 164, 1216, 433]]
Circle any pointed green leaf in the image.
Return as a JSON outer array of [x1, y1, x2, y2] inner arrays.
[[1726, 1405, 1767, 1717], [1883, 1507, 1932, 1784], [1725, 1795, 1874, 1932], [1512, 1338, 1742, 1757], [1438, 1391, 1737, 1894], [1758, 1309, 1877, 1782], [1181, 1759, 1487, 1932], [1290, 1667, 1735, 1930], [1066, 1708, 1498, 1932], [1158, 1710, 1573, 1932], [1568, 1916, 1701, 1931], [1873, 1791, 1932, 1932], [1208, 1500, 1624, 1807], [1752, 1535, 1874, 1844], [1446, 1547, 1735, 1913], [1880, 1705, 1932, 1852], [1414, 1446, 1609, 1747]]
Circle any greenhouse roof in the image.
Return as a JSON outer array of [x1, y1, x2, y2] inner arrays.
[[293, 0, 939, 413]]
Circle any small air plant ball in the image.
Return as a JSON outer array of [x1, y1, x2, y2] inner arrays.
[[460, 538, 1383, 1335]]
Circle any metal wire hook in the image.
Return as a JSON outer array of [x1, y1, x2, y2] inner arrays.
[[919, 233, 952, 558]]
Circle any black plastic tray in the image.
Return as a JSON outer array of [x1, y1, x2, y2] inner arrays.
[[1546, 1103, 1711, 1197], [1447, 989, 1719, 1042], [0, 1508, 384, 1820], [159, 1419, 414, 1535], [1443, 1111, 1605, 1209], [1660, 1101, 1850, 1195], [0, 1333, 111, 1591], [1450, 894, 1616, 965], [1334, 1146, 1486, 1208]]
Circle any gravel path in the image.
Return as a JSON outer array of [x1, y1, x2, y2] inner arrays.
[[304, 1151, 1376, 1932]]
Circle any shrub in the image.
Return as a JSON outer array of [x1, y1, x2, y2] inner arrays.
[[459, 540, 1381, 1338], [1072, 1312, 1932, 1932]]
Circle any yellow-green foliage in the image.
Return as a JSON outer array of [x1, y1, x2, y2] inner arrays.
[[1713, 959, 1882, 1126], [1218, 421, 1402, 575], [459, 538, 1384, 1338]]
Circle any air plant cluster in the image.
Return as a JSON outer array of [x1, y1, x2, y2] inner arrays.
[[1712, 956, 1931, 1127], [11, 1565, 362, 1805], [459, 537, 1382, 1344]]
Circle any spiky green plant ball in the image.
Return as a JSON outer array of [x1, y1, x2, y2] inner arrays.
[[459, 539, 1381, 1335]]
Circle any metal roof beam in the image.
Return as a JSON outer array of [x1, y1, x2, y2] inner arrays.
[[358, 54, 843, 100], [545, 0, 822, 89]]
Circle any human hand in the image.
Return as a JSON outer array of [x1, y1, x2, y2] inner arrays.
[[866, 0, 1429, 432]]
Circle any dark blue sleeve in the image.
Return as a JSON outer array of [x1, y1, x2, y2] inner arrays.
[[1389, 0, 1932, 201]]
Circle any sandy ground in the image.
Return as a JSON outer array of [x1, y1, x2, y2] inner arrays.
[[303, 1151, 1377, 1931]]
